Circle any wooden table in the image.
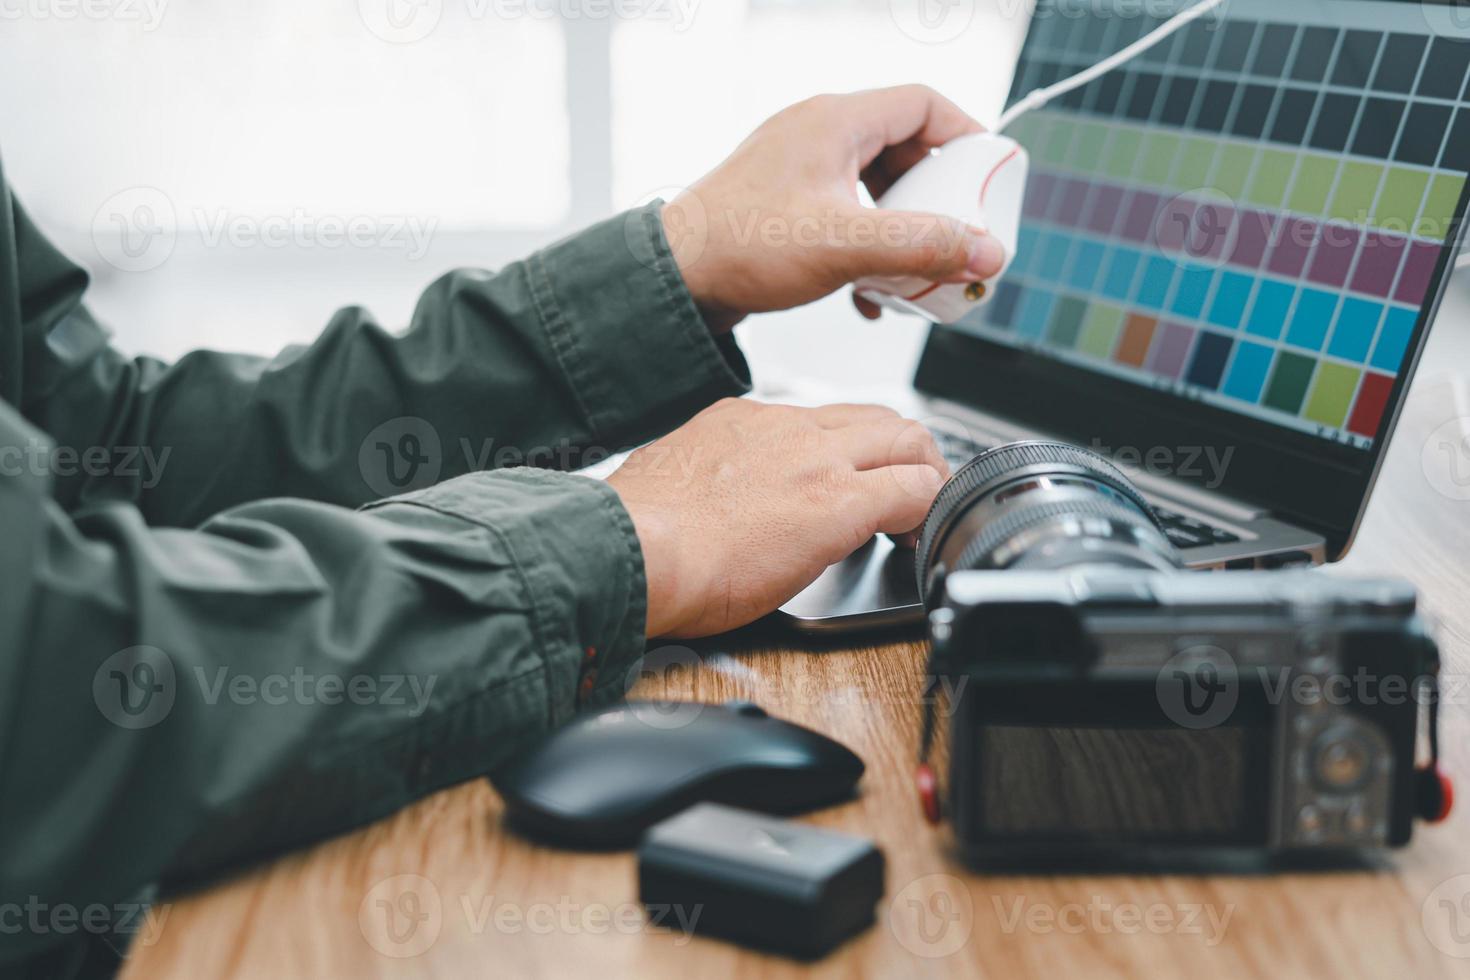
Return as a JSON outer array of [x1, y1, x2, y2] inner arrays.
[[122, 371, 1470, 979]]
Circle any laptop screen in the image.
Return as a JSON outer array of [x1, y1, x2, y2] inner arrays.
[[949, 0, 1469, 452]]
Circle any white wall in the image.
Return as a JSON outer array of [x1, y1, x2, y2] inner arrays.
[[0, 0, 1031, 385]]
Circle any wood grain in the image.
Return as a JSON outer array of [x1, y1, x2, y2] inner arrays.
[[121, 373, 1470, 979]]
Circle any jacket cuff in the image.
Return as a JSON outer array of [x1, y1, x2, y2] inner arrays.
[[528, 202, 751, 445], [363, 467, 646, 724]]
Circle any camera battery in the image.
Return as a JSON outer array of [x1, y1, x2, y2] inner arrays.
[[637, 803, 884, 959]]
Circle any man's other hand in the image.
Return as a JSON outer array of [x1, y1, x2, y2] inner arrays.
[[662, 85, 1007, 332], [607, 399, 948, 638]]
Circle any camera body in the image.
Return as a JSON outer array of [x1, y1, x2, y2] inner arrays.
[[927, 567, 1442, 859]]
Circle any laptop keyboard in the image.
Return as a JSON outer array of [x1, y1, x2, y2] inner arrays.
[[927, 428, 992, 470], [921, 426, 1238, 551], [1153, 506, 1240, 549]]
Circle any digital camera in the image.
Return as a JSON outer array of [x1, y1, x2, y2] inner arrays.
[[913, 442, 1451, 860]]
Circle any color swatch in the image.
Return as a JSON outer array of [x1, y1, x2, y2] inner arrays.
[[959, 0, 1468, 449]]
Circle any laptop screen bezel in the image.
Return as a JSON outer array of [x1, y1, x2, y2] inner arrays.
[[913, 0, 1466, 559]]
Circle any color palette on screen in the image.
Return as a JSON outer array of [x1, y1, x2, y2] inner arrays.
[[959, 0, 1468, 449]]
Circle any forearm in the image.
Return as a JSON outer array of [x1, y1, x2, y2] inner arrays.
[[15, 194, 748, 525]]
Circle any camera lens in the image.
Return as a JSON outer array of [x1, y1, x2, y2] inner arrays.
[[916, 441, 1181, 606]]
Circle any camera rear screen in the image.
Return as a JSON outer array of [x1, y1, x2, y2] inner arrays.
[[977, 725, 1263, 840]]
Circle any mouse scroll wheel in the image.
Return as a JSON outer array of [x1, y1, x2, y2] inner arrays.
[[726, 701, 767, 718]]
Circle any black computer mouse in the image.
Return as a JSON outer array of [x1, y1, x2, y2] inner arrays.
[[489, 701, 865, 848]]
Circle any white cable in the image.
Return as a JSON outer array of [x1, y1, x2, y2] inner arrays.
[[996, 0, 1230, 132]]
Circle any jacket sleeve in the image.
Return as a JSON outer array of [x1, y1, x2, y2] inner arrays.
[[0, 402, 653, 967], [0, 179, 749, 971], [11, 194, 749, 525]]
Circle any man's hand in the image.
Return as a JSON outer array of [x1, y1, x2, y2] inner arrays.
[[662, 85, 1006, 332], [607, 399, 948, 638]]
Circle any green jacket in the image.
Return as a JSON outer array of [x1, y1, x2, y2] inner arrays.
[[0, 157, 749, 975]]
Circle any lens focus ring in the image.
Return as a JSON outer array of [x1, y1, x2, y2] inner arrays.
[[915, 440, 1176, 604], [947, 494, 1163, 579], [916, 441, 1160, 567]]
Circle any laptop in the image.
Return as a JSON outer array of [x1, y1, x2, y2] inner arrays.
[[781, 0, 1469, 632]]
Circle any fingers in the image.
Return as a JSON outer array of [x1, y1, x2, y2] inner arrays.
[[843, 85, 986, 171], [860, 141, 934, 201], [838, 208, 1005, 284], [852, 465, 946, 537], [852, 293, 884, 319], [830, 416, 948, 475]]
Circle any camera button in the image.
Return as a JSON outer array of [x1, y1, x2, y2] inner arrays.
[[1297, 804, 1325, 837], [1313, 733, 1371, 791], [1070, 573, 1156, 607]]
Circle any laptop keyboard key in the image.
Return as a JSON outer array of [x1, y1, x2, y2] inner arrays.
[[1165, 527, 1210, 548]]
